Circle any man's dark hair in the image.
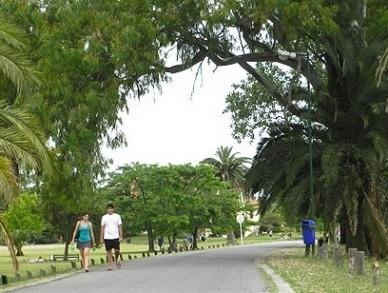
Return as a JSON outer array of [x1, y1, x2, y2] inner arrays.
[[106, 203, 115, 209]]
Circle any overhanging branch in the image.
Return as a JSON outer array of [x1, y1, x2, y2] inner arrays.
[[164, 48, 207, 73]]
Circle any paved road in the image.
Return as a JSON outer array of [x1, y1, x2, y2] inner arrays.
[[14, 241, 301, 293]]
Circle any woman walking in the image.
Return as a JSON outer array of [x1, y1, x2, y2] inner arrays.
[[71, 213, 96, 272]]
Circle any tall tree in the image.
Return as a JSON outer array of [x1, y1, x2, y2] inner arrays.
[[202, 146, 249, 243], [103, 163, 240, 251], [4, 193, 46, 256], [0, 0, 162, 256], [105, 0, 387, 257], [202, 146, 250, 189], [0, 20, 50, 272]]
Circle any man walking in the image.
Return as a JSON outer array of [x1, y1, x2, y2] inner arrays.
[[100, 203, 123, 270]]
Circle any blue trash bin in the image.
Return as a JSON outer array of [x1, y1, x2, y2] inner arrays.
[[301, 220, 316, 245]]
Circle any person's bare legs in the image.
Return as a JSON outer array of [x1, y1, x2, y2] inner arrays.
[[107, 249, 113, 270], [114, 249, 121, 268], [79, 248, 85, 269], [83, 247, 90, 271]]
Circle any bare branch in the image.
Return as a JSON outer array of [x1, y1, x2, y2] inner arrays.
[[164, 48, 207, 73], [238, 61, 304, 117]]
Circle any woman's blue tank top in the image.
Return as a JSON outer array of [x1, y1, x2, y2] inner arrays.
[[78, 223, 91, 243]]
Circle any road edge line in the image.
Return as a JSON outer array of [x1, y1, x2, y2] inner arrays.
[[258, 264, 294, 293]]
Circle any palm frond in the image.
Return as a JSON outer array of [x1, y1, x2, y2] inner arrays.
[[0, 156, 17, 200], [0, 23, 28, 50], [0, 21, 40, 95], [0, 100, 51, 175]]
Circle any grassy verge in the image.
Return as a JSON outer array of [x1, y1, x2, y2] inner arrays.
[[257, 266, 277, 293], [0, 234, 290, 287], [266, 248, 388, 293]]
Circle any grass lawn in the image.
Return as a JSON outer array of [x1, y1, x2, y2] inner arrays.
[[0, 234, 288, 286], [267, 248, 388, 293]]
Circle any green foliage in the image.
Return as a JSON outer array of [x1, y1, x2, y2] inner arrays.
[[0, 19, 51, 272], [103, 163, 240, 250], [0, 1, 165, 250], [201, 146, 250, 189], [4, 193, 46, 255], [0, 21, 39, 97], [259, 209, 289, 233]]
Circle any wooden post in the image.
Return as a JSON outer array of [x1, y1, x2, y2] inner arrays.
[[348, 248, 357, 274], [26, 271, 33, 279], [128, 255, 132, 260], [142, 252, 146, 258], [1, 275, 8, 285], [372, 260, 380, 285], [50, 265, 57, 274], [14, 273, 21, 282], [317, 247, 323, 259], [355, 251, 365, 275], [70, 261, 77, 269], [100, 258, 105, 264], [333, 246, 343, 267], [91, 258, 95, 266]]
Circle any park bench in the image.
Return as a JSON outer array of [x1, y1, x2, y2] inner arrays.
[[53, 254, 79, 261]]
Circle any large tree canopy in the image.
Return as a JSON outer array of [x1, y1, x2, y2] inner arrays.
[[1, 0, 387, 257], [103, 163, 240, 251], [131, 0, 388, 256], [0, 0, 164, 255]]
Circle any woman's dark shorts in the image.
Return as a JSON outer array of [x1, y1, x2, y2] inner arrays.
[[77, 241, 92, 249], [104, 239, 120, 251]]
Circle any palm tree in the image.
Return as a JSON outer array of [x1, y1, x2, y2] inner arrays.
[[202, 146, 250, 189], [0, 22, 39, 96], [0, 21, 49, 272], [202, 146, 250, 243]]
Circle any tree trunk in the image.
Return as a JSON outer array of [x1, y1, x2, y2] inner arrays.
[[172, 233, 177, 250], [0, 216, 19, 272], [167, 233, 177, 250], [63, 219, 73, 260], [340, 221, 347, 245], [146, 222, 155, 252], [192, 227, 198, 250], [345, 212, 369, 253], [365, 188, 388, 258], [64, 241, 70, 260], [227, 231, 236, 244], [167, 236, 172, 249], [15, 242, 24, 256]]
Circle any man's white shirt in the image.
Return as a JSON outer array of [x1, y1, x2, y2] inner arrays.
[[101, 213, 122, 240]]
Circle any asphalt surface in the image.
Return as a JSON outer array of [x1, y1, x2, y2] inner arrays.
[[13, 241, 301, 293]]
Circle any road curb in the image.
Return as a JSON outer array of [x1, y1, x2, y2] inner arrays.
[[0, 271, 80, 292], [259, 264, 294, 293]]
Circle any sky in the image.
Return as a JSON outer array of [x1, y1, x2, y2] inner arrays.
[[102, 63, 258, 170]]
